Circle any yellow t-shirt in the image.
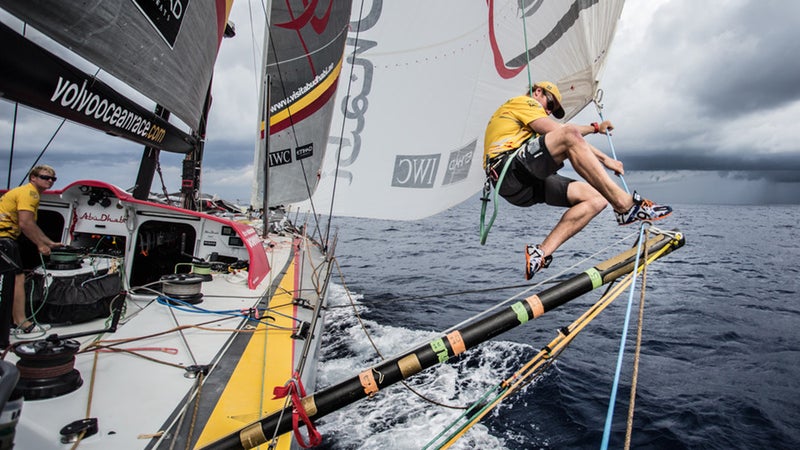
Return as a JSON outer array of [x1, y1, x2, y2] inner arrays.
[[0, 183, 40, 239], [483, 95, 548, 166]]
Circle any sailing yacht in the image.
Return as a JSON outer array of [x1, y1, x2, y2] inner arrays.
[[0, 1, 349, 448], [0, 1, 669, 449]]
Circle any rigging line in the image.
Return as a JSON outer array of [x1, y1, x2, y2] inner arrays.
[[248, 0, 260, 88], [324, 0, 367, 251], [292, 236, 330, 377], [593, 89, 629, 193], [520, 2, 534, 95], [437, 236, 679, 450], [332, 257, 470, 410], [324, 277, 569, 309], [265, 11, 349, 248], [167, 306, 199, 367], [17, 66, 101, 187], [7, 22, 27, 189], [625, 228, 650, 450], [601, 222, 649, 450], [431, 272, 641, 450], [373, 229, 642, 363], [7, 102, 17, 189]]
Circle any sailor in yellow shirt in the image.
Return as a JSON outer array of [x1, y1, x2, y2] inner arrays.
[[483, 81, 672, 280], [0, 165, 61, 339]]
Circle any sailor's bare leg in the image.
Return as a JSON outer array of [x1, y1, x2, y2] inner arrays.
[[543, 125, 632, 212], [538, 181, 607, 257]]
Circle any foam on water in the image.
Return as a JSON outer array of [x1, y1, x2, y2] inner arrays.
[[317, 282, 544, 449], [312, 202, 800, 449]]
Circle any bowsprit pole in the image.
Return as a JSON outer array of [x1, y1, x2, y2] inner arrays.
[[199, 230, 686, 450], [594, 89, 630, 193]]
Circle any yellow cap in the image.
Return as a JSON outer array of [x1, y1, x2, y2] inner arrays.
[[535, 81, 565, 119]]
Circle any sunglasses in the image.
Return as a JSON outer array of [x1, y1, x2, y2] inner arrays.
[[37, 174, 57, 182], [543, 91, 556, 113]]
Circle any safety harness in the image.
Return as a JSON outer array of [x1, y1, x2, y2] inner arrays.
[[479, 147, 522, 245]]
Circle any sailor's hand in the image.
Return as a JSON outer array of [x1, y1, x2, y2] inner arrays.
[[604, 158, 624, 175], [598, 120, 614, 135], [39, 241, 62, 256]]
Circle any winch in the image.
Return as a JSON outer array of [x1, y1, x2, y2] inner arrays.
[[12, 338, 83, 400], [160, 273, 205, 304], [46, 246, 84, 271]]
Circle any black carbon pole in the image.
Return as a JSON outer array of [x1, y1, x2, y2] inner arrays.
[[201, 230, 685, 450]]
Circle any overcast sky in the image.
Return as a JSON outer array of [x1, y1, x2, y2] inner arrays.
[[1, 0, 798, 205]]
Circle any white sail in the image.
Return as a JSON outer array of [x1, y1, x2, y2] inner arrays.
[[297, 0, 625, 220], [250, 1, 352, 208]]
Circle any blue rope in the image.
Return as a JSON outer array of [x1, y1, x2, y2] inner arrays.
[[156, 296, 266, 324], [600, 223, 646, 449], [594, 94, 630, 194]]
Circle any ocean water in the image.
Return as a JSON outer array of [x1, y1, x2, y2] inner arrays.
[[313, 200, 800, 449]]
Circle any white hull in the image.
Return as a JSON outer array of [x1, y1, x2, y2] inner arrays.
[[3, 180, 333, 449]]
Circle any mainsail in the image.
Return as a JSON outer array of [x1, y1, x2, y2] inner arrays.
[[298, 0, 625, 220], [250, 1, 353, 207], [0, 0, 233, 132]]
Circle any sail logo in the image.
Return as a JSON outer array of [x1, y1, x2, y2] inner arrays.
[[79, 212, 125, 223], [392, 154, 440, 188], [296, 143, 313, 160], [50, 77, 167, 144], [443, 142, 476, 186], [132, 0, 189, 48], [269, 149, 293, 167]]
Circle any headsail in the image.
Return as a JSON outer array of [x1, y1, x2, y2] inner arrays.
[[299, 0, 625, 220], [0, 0, 233, 132], [250, 1, 353, 208]]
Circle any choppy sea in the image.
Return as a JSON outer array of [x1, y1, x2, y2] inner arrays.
[[312, 200, 800, 449]]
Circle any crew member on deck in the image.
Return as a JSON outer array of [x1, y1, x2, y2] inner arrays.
[[0, 165, 61, 341], [484, 81, 673, 280]]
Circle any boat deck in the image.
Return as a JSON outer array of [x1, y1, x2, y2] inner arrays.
[[4, 231, 331, 449]]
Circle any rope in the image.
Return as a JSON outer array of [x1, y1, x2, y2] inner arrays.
[[427, 228, 673, 449], [593, 89, 629, 193], [479, 148, 520, 245], [481, 1, 535, 244], [520, 4, 534, 94], [272, 373, 322, 448], [427, 270, 640, 449], [600, 223, 649, 449], [332, 257, 469, 410], [625, 228, 650, 450]]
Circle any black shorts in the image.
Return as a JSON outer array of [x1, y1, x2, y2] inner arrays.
[[0, 238, 22, 275], [494, 135, 574, 207]]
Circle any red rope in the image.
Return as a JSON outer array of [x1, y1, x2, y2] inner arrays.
[[272, 372, 321, 448]]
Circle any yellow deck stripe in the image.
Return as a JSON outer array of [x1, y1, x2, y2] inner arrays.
[[195, 262, 298, 449]]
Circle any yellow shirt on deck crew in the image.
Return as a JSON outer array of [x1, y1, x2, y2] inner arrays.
[[0, 183, 41, 239]]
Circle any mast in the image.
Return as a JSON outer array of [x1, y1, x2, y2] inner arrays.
[[251, 0, 272, 217], [260, 74, 271, 237], [132, 105, 169, 200], [200, 230, 686, 450], [180, 82, 214, 211]]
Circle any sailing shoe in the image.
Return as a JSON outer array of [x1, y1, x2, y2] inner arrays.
[[525, 244, 552, 280], [12, 322, 52, 337], [615, 191, 673, 226]]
